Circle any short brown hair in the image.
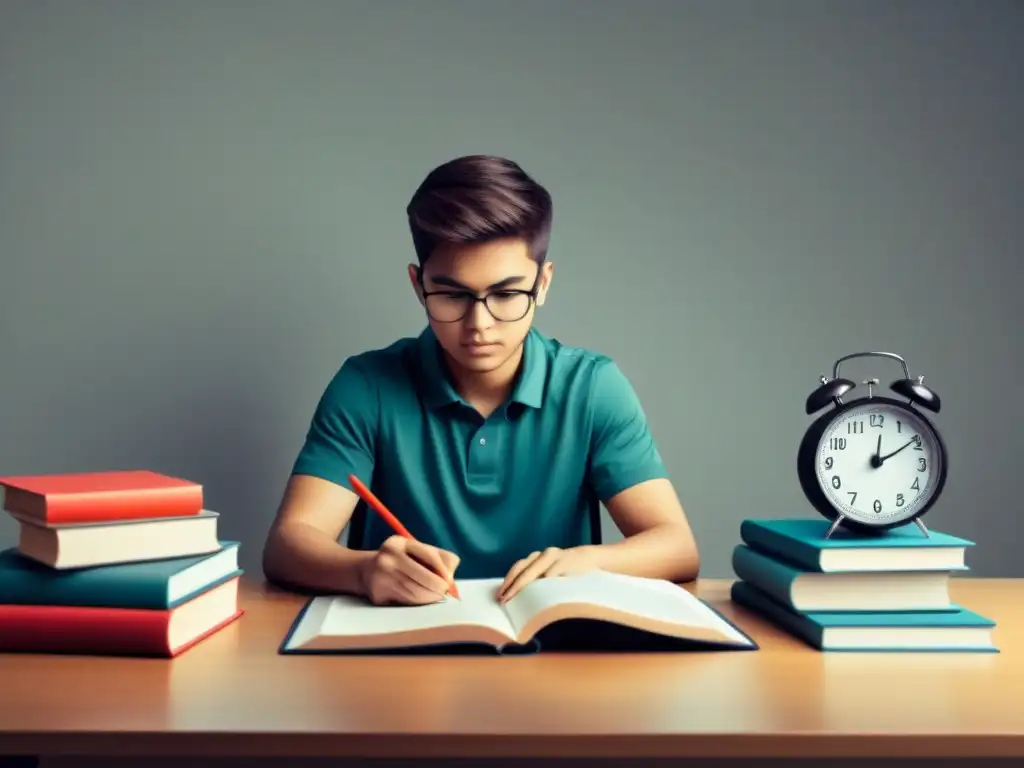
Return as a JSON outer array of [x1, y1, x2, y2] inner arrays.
[[406, 154, 553, 266]]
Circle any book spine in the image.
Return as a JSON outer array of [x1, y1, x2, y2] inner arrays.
[[0, 603, 173, 655], [0, 574, 169, 609], [731, 545, 801, 609], [739, 521, 822, 570], [40, 485, 203, 524], [730, 581, 825, 649]]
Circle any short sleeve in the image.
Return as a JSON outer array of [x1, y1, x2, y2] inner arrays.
[[291, 357, 378, 490], [586, 360, 668, 501]]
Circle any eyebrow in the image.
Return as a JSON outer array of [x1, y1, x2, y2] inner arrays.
[[429, 275, 528, 291]]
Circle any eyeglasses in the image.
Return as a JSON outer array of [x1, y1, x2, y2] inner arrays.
[[422, 289, 536, 323]]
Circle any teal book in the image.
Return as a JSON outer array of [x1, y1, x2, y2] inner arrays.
[[0, 541, 241, 609], [739, 518, 973, 573], [731, 580, 998, 652], [732, 544, 956, 613]]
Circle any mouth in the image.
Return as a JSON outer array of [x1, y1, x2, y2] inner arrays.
[[462, 342, 500, 356]]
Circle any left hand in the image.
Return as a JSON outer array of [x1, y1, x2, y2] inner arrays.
[[497, 546, 601, 603]]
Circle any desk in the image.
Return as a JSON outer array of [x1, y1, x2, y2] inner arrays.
[[0, 577, 1021, 762]]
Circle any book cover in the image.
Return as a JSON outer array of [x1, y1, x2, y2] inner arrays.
[[0, 541, 240, 609], [731, 580, 997, 652], [739, 518, 973, 572], [15, 510, 222, 569], [731, 544, 956, 613], [0, 469, 203, 525], [0, 575, 244, 657]]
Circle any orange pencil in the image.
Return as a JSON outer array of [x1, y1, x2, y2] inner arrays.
[[347, 474, 460, 600]]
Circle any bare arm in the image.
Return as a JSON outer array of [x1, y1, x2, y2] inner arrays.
[[496, 477, 700, 601], [592, 477, 700, 583], [261, 474, 374, 595], [583, 361, 700, 582]]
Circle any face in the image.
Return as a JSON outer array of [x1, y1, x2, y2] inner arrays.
[[408, 237, 553, 375]]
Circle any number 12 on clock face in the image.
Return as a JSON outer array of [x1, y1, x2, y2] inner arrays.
[[816, 403, 942, 526]]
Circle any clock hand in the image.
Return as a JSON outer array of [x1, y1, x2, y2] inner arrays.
[[871, 435, 921, 467], [868, 434, 884, 468]]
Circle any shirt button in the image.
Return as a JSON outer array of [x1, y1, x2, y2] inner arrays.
[[479, 438, 486, 445]]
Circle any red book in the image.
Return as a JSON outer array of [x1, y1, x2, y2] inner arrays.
[[0, 576, 243, 657], [0, 469, 203, 525]]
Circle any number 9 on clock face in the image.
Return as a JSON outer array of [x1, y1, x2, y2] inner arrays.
[[816, 402, 944, 526]]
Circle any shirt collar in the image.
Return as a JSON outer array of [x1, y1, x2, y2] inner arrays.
[[416, 326, 548, 411], [417, 326, 462, 410], [509, 328, 546, 409]]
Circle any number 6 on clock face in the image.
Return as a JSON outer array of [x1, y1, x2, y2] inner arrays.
[[816, 402, 942, 526]]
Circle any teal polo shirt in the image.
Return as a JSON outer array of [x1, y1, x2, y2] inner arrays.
[[291, 326, 668, 579]]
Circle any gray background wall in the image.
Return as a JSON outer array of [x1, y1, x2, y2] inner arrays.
[[1, 0, 1021, 580]]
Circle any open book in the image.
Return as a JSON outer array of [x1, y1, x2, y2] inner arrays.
[[280, 569, 757, 654]]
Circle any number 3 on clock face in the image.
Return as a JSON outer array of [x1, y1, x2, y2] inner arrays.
[[816, 402, 943, 526]]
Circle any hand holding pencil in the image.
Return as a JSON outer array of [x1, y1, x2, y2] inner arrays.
[[348, 474, 461, 605]]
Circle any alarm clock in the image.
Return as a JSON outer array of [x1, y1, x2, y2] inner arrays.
[[797, 351, 948, 539]]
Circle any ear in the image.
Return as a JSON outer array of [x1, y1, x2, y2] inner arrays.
[[535, 261, 554, 307], [407, 263, 424, 304]]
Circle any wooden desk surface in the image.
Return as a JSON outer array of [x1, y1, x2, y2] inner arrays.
[[0, 577, 1021, 760]]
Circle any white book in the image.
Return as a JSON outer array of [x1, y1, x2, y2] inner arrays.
[[280, 569, 757, 654], [11, 510, 221, 569]]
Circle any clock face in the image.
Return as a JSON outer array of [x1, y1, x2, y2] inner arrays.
[[815, 402, 943, 526]]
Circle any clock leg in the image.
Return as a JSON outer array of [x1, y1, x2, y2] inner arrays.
[[825, 516, 846, 538], [913, 518, 930, 537]]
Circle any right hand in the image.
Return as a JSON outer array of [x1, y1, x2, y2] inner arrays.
[[360, 535, 460, 606]]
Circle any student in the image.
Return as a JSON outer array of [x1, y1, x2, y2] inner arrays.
[[262, 154, 700, 606]]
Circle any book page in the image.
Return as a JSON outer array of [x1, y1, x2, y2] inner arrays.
[[317, 577, 514, 640], [502, 569, 750, 644]]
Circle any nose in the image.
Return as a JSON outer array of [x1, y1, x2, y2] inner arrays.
[[464, 299, 495, 331]]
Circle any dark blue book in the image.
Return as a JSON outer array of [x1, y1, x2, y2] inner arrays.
[[732, 544, 957, 613], [0, 541, 241, 609], [731, 580, 997, 652]]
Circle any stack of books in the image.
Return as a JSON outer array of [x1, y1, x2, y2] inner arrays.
[[0, 469, 244, 657], [729, 518, 998, 652]]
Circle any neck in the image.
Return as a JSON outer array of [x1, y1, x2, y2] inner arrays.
[[445, 343, 525, 407]]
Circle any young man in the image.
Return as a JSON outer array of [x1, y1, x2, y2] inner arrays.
[[262, 154, 700, 606]]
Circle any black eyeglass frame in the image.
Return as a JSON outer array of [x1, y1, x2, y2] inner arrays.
[[416, 266, 543, 323]]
